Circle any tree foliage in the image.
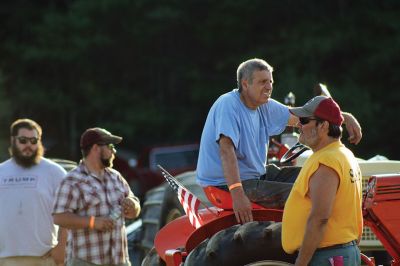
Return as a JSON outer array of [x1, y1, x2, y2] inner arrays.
[[1, 0, 399, 160]]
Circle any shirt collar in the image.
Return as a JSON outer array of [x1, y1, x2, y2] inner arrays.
[[78, 160, 111, 180]]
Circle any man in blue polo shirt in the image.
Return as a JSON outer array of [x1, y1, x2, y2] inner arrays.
[[196, 58, 362, 224]]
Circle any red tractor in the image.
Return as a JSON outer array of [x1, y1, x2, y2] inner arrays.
[[143, 152, 400, 266]]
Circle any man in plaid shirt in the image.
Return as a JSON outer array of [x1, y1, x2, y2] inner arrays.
[[53, 128, 141, 266]]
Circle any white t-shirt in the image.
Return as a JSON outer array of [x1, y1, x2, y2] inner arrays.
[[0, 158, 67, 257]]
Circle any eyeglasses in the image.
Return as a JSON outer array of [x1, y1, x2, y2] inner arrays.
[[299, 117, 319, 125], [16, 136, 39, 145], [99, 143, 116, 152]]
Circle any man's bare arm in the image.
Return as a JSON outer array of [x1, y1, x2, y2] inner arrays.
[[219, 135, 253, 223], [342, 112, 362, 144], [295, 165, 339, 266], [53, 212, 115, 232]]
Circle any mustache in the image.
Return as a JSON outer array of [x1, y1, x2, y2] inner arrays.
[[9, 141, 44, 167]]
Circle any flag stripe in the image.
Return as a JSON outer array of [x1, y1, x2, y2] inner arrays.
[[162, 170, 203, 229]]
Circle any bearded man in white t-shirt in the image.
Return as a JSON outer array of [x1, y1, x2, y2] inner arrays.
[[0, 118, 67, 266]]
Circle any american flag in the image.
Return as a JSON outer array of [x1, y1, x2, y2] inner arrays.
[[158, 165, 203, 228]]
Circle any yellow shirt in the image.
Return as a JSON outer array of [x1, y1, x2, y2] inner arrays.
[[282, 141, 363, 254]]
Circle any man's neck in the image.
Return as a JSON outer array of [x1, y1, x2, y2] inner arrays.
[[83, 158, 104, 177], [312, 137, 340, 152], [240, 92, 258, 110]]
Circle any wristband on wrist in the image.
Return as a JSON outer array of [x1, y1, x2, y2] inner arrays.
[[89, 216, 95, 229], [228, 182, 242, 191]]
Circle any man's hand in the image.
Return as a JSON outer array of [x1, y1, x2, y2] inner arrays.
[[231, 188, 253, 224], [342, 112, 362, 144], [93, 216, 115, 231], [40, 227, 67, 265], [50, 243, 65, 265], [295, 165, 339, 265], [122, 197, 140, 219], [41, 244, 64, 265]]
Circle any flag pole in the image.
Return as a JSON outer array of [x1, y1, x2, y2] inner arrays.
[[157, 165, 219, 217]]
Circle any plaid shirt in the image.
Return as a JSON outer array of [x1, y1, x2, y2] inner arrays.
[[53, 161, 138, 265]]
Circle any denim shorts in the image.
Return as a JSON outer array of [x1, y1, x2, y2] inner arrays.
[[309, 244, 361, 266]]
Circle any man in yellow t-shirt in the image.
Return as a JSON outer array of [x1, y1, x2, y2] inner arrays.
[[282, 96, 363, 266]]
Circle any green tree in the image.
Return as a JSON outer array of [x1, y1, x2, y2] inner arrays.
[[1, 0, 399, 159]]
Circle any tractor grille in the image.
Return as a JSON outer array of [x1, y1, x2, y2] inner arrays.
[[360, 177, 384, 251]]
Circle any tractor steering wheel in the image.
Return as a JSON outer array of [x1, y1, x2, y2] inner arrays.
[[280, 142, 309, 164]]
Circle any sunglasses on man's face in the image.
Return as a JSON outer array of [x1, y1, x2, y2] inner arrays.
[[299, 117, 319, 125], [16, 136, 39, 145], [99, 143, 116, 151]]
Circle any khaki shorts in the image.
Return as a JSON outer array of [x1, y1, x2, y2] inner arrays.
[[67, 258, 130, 266], [0, 256, 57, 266]]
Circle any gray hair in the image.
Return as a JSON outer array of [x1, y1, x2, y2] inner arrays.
[[237, 58, 273, 92]]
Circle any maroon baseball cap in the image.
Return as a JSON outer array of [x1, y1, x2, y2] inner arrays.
[[80, 127, 122, 148], [290, 96, 344, 126]]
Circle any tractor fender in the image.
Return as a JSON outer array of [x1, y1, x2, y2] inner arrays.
[[154, 208, 283, 263]]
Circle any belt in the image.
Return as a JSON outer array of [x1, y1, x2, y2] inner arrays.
[[316, 240, 358, 251]]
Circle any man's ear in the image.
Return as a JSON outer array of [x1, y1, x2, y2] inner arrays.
[[87, 144, 99, 156], [319, 121, 329, 132], [94, 144, 102, 152], [241, 79, 248, 91]]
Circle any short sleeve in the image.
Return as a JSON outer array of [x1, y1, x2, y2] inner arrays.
[[119, 173, 137, 200], [213, 96, 240, 148], [262, 99, 290, 136], [53, 178, 80, 214]]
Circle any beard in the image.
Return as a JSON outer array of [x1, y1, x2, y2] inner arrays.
[[101, 153, 114, 168], [10, 141, 44, 168], [299, 128, 319, 148]]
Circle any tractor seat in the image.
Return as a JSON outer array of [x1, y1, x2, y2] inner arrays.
[[203, 186, 264, 210]]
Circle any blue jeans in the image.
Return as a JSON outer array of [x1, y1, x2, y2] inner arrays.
[[309, 245, 361, 266], [215, 165, 301, 209]]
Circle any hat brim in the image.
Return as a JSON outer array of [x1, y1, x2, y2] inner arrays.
[[289, 107, 314, 118], [101, 135, 123, 144]]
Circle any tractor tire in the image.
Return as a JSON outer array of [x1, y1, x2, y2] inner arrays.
[[160, 185, 185, 225], [139, 185, 171, 256], [184, 221, 296, 266], [137, 171, 209, 265]]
